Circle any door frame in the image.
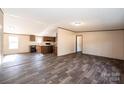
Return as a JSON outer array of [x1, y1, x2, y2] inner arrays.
[[76, 35, 83, 53], [0, 9, 3, 65]]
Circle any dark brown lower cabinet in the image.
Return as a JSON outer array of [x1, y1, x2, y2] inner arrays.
[[53, 46, 57, 55], [36, 46, 53, 54]]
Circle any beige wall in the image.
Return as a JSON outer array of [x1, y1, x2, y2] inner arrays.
[[0, 9, 3, 64], [82, 30, 124, 60], [57, 28, 76, 56], [57, 28, 124, 60], [3, 34, 30, 55]]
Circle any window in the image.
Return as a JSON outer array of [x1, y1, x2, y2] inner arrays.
[[36, 36, 42, 45], [9, 35, 19, 49]]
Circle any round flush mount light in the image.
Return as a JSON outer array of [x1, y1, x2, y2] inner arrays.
[[71, 21, 84, 26], [7, 25, 15, 32]]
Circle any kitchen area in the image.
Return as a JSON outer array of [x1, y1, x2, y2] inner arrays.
[[29, 35, 57, 55]]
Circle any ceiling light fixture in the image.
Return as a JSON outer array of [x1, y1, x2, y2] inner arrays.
[[71, 21, 84, 26], [8, 25, 15, 32]]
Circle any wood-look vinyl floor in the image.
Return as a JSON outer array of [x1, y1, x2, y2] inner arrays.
[[0, 53, 124, 84]]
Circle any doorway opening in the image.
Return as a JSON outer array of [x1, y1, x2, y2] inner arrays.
[[76, 35, 83, 53]]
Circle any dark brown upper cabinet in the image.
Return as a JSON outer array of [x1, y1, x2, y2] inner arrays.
[[43, 36, 55, 42], [30, 35, 35, 41]]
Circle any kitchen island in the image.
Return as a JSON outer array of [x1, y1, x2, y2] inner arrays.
[[36, 45, 54, 54]]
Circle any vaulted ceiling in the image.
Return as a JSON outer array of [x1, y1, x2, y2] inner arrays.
[[2, 8, 124, 36]]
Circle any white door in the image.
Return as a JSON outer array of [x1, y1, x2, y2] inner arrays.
[[77, 36, 82, 52]]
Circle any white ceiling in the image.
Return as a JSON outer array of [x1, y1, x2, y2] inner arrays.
[[2, 8, 124, 35]]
